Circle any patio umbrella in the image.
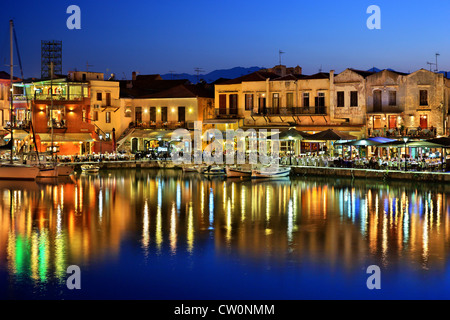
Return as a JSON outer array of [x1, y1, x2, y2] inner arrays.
[[277, 128, 310, 141], [426, 137, 450, 147], [306, 129, 357, 141]]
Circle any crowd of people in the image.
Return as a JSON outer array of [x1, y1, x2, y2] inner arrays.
[[280, 153, 447, 172]]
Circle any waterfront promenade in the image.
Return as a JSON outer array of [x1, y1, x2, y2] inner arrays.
[[60, 158, 450, 183]]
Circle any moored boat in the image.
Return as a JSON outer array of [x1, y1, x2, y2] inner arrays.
[[226, 166, 252, 178], [0, 164, 40, 180], [251, 167, 291, 179], [56, 164, 75, 176], [81, 164, 100, 174], [202, 166, 226, 176]]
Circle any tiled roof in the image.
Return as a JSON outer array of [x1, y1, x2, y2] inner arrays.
[[220, 71, 280, 84], [348, 69, 375, 78]]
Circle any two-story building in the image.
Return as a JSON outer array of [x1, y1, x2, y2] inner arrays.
[[12, 71, 110, 156], [365, 69, 450, 139], [116, 74, 214, 153]]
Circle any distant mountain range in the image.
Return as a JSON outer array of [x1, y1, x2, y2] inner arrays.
[[161, 66, 263, 83]]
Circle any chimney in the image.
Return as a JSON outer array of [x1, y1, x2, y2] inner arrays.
[[132, 71, 136, 81]]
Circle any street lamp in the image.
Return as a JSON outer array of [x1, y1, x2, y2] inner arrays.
[[403, 137, 409, 172]]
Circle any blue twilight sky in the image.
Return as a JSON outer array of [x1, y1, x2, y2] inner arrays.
[[1, 0, 449, 79]]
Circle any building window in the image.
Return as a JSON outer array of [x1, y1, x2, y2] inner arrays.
[[178, 106, 186, 123], [420, 115, 428, 129], [350, 91, 358, 107], [272, 93, 280, 110], [125, 108, 132, 117], [97, 92, 102, 101], [229, 94, 238, 114], [337, 91, 345, 107], [316, 92, 325, 107], [420, 90, 428, 106], [150, 107, 156, 122], [373, 115, 382, 129], [389, 91, 397, 106], [245, 94, 253, 111], [106, 111, 111, 124], [105, 92, 111, 106], [161, 107, 168, 122], [286, 93, 294, 108], [93, 111, 98, 121], [373, 90, 382, 112], [303, 92, 310, 108]]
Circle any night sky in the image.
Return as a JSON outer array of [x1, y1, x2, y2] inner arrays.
[[1, 0, 449, 79]]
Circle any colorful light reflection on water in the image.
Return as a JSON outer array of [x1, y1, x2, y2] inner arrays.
[[1, 171, 450, 299]]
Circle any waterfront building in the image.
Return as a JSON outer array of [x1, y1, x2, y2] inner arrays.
[[116, 73, 214, 153], [365, 69, 450, 139], [0, 71, 16, 130], [12, 71, 115, 156]]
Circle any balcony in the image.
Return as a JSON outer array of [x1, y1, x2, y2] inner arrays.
[[252, 106, 327, 116], [13, 94, 88, 102], [129, 121, 189, 130], [369, 127, 437, 139], [215, 108, 239, 118]]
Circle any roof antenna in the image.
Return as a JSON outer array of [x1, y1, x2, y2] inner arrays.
[[435, 53, 440, 73], [194, 67, 204, 83], [279, 50, 285, 66]]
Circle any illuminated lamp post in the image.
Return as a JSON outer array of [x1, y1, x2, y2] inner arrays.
[[403, 137, 409, 172]]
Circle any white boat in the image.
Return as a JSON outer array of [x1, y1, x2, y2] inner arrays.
[[202, 166, 226, 176], [182, 165, 199, 173], [251, 167, 291, 179], [0, 164, 40, 180], [81, 164, 100, 174], [226, 166, 252, 178]]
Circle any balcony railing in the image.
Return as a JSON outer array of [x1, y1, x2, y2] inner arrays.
[[252, 106, 327, 116], [215, 108, 239, 118], [130, 121, 188, 130], [13, 94, 87, 101], [369, 128, 437, 139]]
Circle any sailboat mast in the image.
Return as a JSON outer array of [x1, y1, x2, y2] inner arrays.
[[9, 20, 14, 165], [50, 62, 54, 162]]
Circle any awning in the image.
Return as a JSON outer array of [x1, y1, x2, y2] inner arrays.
[[37, 133, 95, 143], [4, 130, 31, 141], [203, 119, 239, 124]]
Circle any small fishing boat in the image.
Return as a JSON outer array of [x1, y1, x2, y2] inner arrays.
[[81, 164, 100, 174], [226, 166, 252, 178], [202, 166, 226, 176], [251, 167, 291, 179], [182, 165, 199, 173]]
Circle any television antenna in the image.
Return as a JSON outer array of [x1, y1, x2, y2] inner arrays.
[[279, 50, 285, 66], [194, 67, 204, 83], [86, 61, 93, 72], [427, 61, 436, 72], [435, 53, 440, 72], [169, 70, 176, 80]]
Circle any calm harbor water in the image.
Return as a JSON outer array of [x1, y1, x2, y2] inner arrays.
[[1, 169, 450, 300]]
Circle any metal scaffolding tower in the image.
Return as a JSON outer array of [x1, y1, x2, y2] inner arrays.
[[41, 40, 62, 79]]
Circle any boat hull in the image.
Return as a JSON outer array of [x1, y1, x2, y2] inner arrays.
[[38, 167, 58, 178], [0, 165, 40, 180], [226, 167, 252, 178], [57, 165, 74, 176], [251, 168, 291, 179], [81, 165, 100, 174]]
